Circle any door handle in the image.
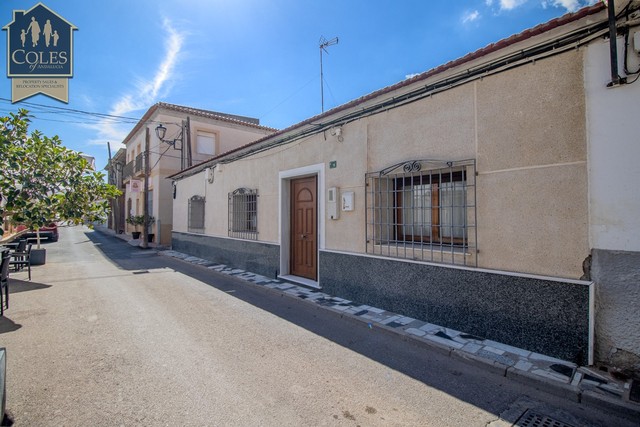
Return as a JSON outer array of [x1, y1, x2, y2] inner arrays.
[[301, 234, 307, 239]]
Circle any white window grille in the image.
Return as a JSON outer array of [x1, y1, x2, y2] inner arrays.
[[188, 195, 205, 233], [228, 188, 258, 240], [365, 159, 477, 266]]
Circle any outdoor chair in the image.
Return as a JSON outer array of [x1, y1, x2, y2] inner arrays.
[[0, 250, 10, 316], [9, 243, 31, 281], [4, 239, 26, 253]]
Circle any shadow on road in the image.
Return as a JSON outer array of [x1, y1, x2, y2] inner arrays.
[[8, 279, 51, 294], [85, 231, 162, 272], [0, 316, 22, 334]]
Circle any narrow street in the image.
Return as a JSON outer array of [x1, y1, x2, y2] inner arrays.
[[0, 226, 633, 426]]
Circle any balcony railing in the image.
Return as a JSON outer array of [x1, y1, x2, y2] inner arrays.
[[134, 153, 145, 174], [123, 161, 134, 181]]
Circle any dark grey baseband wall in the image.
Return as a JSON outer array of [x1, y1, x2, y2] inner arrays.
[[320, 250, 591, 364], [172, 232, 280, 278]]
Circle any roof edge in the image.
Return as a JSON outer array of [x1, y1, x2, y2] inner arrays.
[[168, 3, 607, 181], [121, 102, 277, 146]]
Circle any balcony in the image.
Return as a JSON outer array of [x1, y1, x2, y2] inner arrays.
[[123, 161, 134, 181], [134, 153, 145, 175]]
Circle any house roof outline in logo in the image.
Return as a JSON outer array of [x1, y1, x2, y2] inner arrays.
[[3, 2, 77, 78]]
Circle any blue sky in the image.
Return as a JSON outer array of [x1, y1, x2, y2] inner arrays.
[[0, 0, 598, 171]]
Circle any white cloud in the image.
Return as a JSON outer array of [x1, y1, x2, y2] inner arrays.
[[87, 17, 185, 146], [485, 0, 494, 5], [496, 0, 598, 12], [544, 0, 593, 12], [462, 10, 481, 23], [499, 0, 529, 10], [112, 17, 184, 116]]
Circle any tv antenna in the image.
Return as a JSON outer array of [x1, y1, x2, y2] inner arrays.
[[319, 36, 338, 112]]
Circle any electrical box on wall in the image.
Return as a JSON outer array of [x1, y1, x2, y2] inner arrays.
[[342, 191, 354, 211], [328, 187, 339, 220]]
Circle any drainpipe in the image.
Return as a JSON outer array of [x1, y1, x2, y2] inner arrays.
[[606, 0, 625, 86]]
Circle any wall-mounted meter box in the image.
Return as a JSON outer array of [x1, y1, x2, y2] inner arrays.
[[328, 187, 340, 220], [342, 191, 354, 211]]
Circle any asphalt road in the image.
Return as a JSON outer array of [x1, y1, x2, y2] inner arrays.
[[0, 226, 634, 426]]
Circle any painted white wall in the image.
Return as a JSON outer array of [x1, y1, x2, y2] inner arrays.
[[585, 36, 640, 252]]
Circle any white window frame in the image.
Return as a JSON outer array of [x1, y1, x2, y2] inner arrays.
[[196, 130, 217, 156]]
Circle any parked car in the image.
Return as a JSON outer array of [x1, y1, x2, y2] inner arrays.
[[15, 223, 59, 242]]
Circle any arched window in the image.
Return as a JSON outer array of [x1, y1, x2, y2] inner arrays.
[[188, 196, 205, 233]]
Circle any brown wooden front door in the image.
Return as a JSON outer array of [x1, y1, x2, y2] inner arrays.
[[290, 176, 317, 280]]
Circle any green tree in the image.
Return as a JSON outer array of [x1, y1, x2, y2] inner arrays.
[[0, 109, 120, 246]]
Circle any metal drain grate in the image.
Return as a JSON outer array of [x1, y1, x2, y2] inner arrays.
[[514, 410, 576, 427], [630, 379, 640, 403]]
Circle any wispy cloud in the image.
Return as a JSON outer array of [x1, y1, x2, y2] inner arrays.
[[542, 0, 589, 12], [497, 0, 598, 12], [87, 17, 185, 146], [462, 10, 481, 24], [498, 0, 529, 10]]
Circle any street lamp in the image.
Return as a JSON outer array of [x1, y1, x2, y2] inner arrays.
[[155, 123, 167, 141], [155, 122, 186, 170]]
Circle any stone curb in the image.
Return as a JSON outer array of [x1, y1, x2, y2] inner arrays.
[[581, 390, 640, 421], [505, 365, 581, 403]]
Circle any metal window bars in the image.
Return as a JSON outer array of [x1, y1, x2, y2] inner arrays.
[[228, 188, 258, 240], [188, 195, 205, 233], [365, 159, 477, 267]]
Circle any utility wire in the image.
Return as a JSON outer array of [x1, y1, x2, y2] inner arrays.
[[0, 97, 141, 123]]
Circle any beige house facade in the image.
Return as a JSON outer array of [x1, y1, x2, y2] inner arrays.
[[169, 3, 640, 370], [118, 102, 275, 245]]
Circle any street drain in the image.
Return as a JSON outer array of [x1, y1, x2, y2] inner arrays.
[[132, 270, 149, 275], [514, 410, 576, 427], [630, 379, 640, 403]]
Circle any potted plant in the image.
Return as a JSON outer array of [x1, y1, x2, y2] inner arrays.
[[126, 214, 144, 239], [0, 110, 121, 264], [126, 215, 155, 241]]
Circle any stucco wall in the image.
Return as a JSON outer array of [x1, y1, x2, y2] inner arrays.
[[585, 36, 640, 370], [475, 51, 589, 277], [585, 38, 640, 252], [591, 249, 640, 371], [174, 49, 589, 280]]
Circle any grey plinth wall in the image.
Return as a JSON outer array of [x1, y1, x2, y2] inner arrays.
[[592, 249, 640, 372], [320, 251, 591, 363], [172, 232, 280, 279]]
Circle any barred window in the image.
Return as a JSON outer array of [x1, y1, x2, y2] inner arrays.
[[188, 196, 205, 233], [228, 188, 258, 240], [366, 160, 476, 266]]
